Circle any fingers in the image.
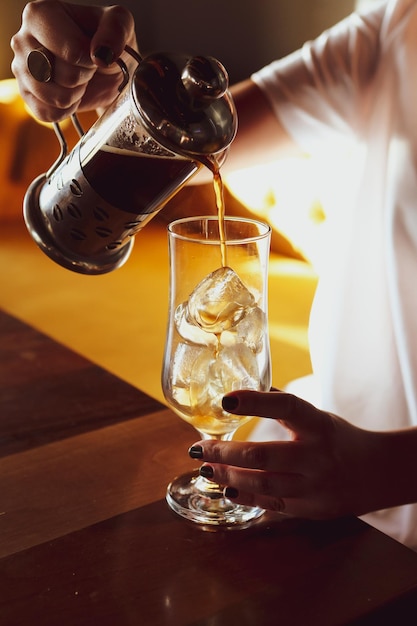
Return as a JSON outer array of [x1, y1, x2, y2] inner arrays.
[[200, 462, 305, 499], [222, 389, 328, 437], [189, 440, 310, 518], [198, 463, 318, 518], [190, 439, 307, 473], [90, 5, 137, 67], [10, 1, 136, 121], [197, 461, 335, 520], [11, 1, 95, 68], [223, 487, 289, 516]]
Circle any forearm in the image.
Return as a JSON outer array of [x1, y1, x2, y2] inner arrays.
[[360, 427, 417, 515], [193, 78, 302, 184], [226, 79, 303, 172]]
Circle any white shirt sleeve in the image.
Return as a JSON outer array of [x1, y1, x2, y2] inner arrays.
[[251, 3, 387, 154]]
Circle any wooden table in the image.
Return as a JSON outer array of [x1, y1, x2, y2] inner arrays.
[[1, 308, 417, 625]]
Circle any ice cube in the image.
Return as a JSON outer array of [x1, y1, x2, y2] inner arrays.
[[189, 343, 261, 420], [220, 306, 266, 353], [187, 266, 255, 334], [170, 341, 215, 408], [174, 302, 217, 347]]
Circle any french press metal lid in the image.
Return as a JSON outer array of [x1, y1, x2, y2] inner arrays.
[[132, 51, 236, 156]]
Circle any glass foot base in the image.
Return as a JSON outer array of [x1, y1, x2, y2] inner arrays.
[[166, 470, 265, 528]]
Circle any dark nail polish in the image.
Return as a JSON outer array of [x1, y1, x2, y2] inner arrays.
[[93, 45, 115, 66], [199, 465, 214, 479], [188, 444, 203, 460], [222, 395, 239, 412], [224, 486, 239, 499]]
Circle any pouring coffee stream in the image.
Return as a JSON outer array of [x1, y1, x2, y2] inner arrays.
[[23, 47, 237, 274]]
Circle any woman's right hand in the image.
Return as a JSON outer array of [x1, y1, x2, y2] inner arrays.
[[10, 0, 137, 122]]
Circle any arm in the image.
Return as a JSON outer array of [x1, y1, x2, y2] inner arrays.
[[189, 390, 417, 519], [198, 3, 385, 179], [189, 78, 303, 185], [224, 78, 303, 174], [222, 4, 387, 175], [10, 0, 137, 122]]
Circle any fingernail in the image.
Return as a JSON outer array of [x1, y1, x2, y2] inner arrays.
[[188, 444, 203, 460], [93, 45, 115, 66], [222, 395, 239, 412], [224, 486, 239, 499], [199, 465, 214, 479]]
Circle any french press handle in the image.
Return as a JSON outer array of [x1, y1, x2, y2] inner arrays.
[[48, 45, 142, 179]]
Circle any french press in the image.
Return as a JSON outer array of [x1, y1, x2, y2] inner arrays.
[[24, 47, 237, 274]]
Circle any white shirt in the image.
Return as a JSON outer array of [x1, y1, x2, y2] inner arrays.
[[252, 0, 417, 548]]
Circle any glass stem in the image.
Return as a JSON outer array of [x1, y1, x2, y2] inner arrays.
[[194, 430, 236, 502], [200, 431, 235, 442]]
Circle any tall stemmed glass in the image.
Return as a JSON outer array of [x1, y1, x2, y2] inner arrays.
[[162, 216, 272, 527]]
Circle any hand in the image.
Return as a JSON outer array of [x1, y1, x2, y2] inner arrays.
[[189, 389, 417, 520], [10, 0, 137, 121]]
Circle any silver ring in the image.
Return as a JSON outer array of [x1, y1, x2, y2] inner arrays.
[[27, 47, 54, 83]]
